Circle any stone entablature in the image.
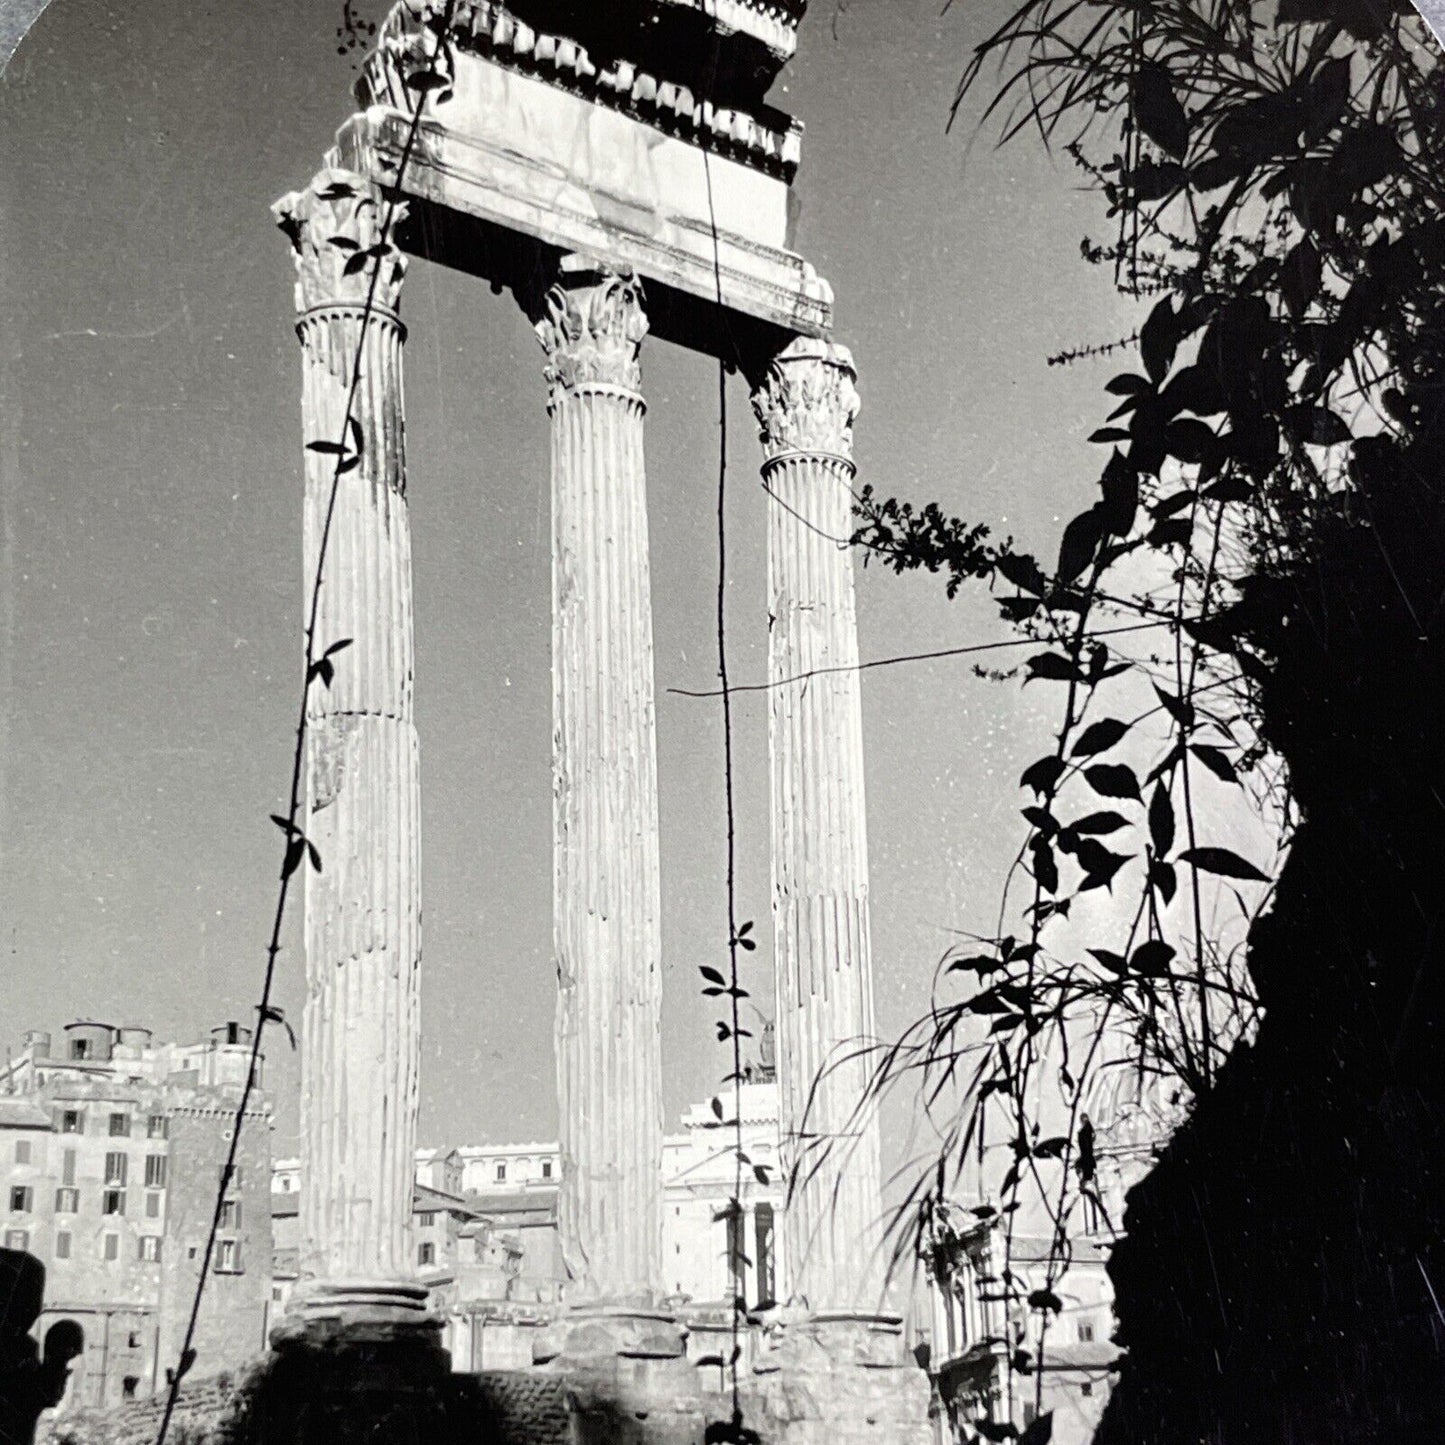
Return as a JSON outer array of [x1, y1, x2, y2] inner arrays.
[[360, 2, 804, 183], [336, 0, 831, 340]]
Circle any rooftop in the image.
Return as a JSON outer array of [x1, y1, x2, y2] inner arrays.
[[465, 1187, 560, 1223], [0, 1098, 52, 1130]]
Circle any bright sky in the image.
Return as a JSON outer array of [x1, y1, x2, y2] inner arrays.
[[1, 0, 1166, 1159]]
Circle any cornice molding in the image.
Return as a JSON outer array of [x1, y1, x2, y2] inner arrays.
[[358, 1, 803, 183]]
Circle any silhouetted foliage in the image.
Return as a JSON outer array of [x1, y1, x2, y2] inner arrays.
[[834, 1, 1445, 1439]]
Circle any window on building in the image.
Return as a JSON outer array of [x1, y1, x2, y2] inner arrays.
[[145, 1192, 162, 1219], [1081, 1382, 1094, 1398], [60, 1109, 83, 1135], [104, 1152, 128, 1186], [14, 1141, 31, 1165], [216, 1239, 243, 1274], [754, 1203, 776, 1308], [55, 1232, 71, 1260], [418, 1242, 435, 1267], [102, 1190, 126, 1216], [147, 1115, 168, 1139], [494, 1162, 506, 1182], [541, 1160, 553, 1180], [219, 1200, 242, 1229], [139, 1236, 161, 1263], [219, 1164, 244, 1191], [4, 1229, 28, 1251], [144, 1155, 167, 1188], [103, 1233, 120, 1261], [61, 1149, 76, 1186], [123, 1376, 138, 1400], [55, 1188, 79, 1214], [127, 1332, 141, 1350], [418, 1212, 436, 1227], [726, 1207, 747, 1303], [8, 1186, 32, 1213], [108, 1112, 130, 1138], [1078, 1321, 1096, 1343]]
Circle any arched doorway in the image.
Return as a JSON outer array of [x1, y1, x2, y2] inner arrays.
[[42, 1319, 84, 1413]]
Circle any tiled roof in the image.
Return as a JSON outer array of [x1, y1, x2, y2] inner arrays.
[[466, 1188, 559, 1223], [0, 1098, 52, 1130], [269, 1184, 483, 1220], [414, 1183, 483, 1218]]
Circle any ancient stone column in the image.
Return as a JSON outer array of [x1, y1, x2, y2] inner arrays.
[[273, 167, 428, 1326], [751, 339, 887, 1316], [535, 261, 665, 1306]]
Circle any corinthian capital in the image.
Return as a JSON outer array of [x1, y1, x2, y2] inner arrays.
[[535, 266, 648, 401], [751, 338, 860, 462], [273, 167, 409, 314]]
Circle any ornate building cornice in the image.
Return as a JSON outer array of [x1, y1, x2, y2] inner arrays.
[[637, 0, 807, 61], [535, 267, 649, 400], [273, 167, 409, 314], [751, 338, 859, 461], [357, 1, 804, 183]]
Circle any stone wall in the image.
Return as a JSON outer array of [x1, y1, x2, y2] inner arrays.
[[37, 1370, 246, 1445], [34, 1349, 929, 1445], [33, 1364, 575, 1445]]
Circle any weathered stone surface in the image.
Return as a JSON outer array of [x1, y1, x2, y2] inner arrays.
[[330, 1, 833, 341], [34, 1358, 651, 1445], [739, 1315, 932, 1445], [535, 1311, 704, 1445], [274, 168, 424, 1317], [274, 167, 408, 315], [750, 341, 888, 1316], [537, 262, 667, 1307]]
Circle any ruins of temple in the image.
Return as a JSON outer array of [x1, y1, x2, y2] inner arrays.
[[265, 0, 930, 1438]]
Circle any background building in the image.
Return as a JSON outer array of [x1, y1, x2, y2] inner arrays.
[[926, 1216, 1115, 1445], [923, 1062, 1187, 1444], [0, 1021, 273, 1411], [270, 1041, 786, 1370]]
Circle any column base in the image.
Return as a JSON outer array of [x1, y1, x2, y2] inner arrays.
[[273, 1278, 437, 1343], [534, 1305, 705, 1445], [257, 1284, 450, 1445], [738, 1312, 931, 1445]]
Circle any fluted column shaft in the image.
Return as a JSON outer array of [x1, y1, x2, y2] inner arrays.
[[275, 170, 422, 1302], [537, 264, 664, 1304], [752, 339, 885, 1314]]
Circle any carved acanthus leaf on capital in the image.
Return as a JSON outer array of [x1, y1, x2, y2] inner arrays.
[[273, 167, 409, 314], [751, 338, 860, 461], [535, 269, 649, 401]]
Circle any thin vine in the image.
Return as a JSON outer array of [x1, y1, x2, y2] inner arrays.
[[150, 7, 459, 1442]]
